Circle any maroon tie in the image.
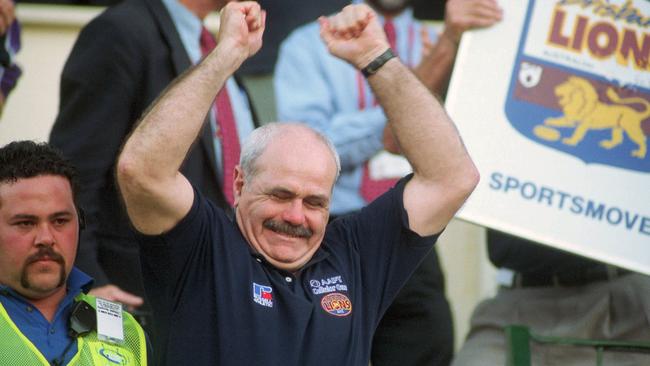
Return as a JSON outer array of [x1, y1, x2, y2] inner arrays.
[[200, 27, 240, 206], [359, 19, 399, 203], [384, 18, 397, 51]]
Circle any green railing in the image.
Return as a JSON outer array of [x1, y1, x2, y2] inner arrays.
[[505, 325, 650, 366]]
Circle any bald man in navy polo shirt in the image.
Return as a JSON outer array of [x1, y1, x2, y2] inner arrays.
[[116, 2, 479, 365]]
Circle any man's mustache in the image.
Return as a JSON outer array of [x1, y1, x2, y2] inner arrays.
[[263, 219, 313, 238], [25, 246, 65, 266], [21, 245, 67, 290]]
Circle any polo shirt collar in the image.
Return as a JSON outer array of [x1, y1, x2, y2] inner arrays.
[[0, 266, 93, 305], [246, 242, 330, 274]]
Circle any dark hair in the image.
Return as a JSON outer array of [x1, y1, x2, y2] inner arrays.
[[0, 141, 79, 204]]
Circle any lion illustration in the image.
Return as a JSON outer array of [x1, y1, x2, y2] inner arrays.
[[543, 76, 649, 158]]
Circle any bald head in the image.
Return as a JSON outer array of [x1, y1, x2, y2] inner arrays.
[[239, 123, 341, 187]]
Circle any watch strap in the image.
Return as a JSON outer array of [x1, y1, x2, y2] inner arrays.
[[361, 48, 396, 77]]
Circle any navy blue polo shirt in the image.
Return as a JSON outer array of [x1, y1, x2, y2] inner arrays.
[[138, 176, 440, 366]]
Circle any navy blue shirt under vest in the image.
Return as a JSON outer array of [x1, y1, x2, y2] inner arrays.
[[138, 175, 440, 366]]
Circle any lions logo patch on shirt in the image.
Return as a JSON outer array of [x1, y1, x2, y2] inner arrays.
[[320, 292, 352, 317], [253, 283, 273, 308]]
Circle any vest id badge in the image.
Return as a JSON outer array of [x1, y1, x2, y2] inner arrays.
[[95, 298, 125, 344]]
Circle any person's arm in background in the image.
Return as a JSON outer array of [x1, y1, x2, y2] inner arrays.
[[320, 3, 479, 235], [49, 17, 144, 308], [275, 26, 387, 171], [414, 0, 501, 96], [0, 0, 21, 115], [117, 2, 264, 235], [386, 0, 501, 154]]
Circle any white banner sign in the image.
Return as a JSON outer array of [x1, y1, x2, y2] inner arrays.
[[447, 0, 650, 274]]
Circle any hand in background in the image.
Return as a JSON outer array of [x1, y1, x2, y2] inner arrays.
[[442, 0, 502, 44], [89, 284, 144, 312], [413, 0, 502, 95]]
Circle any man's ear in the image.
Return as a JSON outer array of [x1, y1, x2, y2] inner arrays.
[[233, 165, 245, 206]]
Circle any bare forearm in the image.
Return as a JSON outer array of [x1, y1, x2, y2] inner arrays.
[[120, 46, 244, 182], [119, 0, 264, 184], [116, 1, 265, 234], [367, 58, 474, 184], [417, 0, 503, 95], [368, 57, 478, 234], [413, 32, 458, 96], [320, 3, 478, 234], [116, 49, 242, 233]]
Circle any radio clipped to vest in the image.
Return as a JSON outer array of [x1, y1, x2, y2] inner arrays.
[[69, 298, 95, 338]]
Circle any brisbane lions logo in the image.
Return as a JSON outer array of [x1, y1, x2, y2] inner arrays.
[[534, 76, 650, 159]]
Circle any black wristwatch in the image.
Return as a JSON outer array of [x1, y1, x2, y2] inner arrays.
[[361, 49, 396, 77]]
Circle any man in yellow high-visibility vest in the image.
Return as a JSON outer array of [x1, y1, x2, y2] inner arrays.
[[0, 141, 147, 365]]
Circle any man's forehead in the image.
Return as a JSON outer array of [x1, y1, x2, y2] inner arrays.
[[0, 175, 75, 208], [0, 174, 72, 190], [263, 129, 334, 163]]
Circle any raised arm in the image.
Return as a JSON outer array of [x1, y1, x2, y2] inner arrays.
[[274, 26, 388, 170], [414, 0, 502, 96], [116, 2, 265, 235], [319, 4, 479, 236]]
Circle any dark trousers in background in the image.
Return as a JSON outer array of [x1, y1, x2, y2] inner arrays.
[[371, 248, 454, 366]]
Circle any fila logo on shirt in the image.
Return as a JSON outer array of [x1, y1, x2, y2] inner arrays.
[[252, 282, 273, 308]]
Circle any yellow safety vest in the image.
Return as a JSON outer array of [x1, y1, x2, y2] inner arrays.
[[0, 293, 147, 365]]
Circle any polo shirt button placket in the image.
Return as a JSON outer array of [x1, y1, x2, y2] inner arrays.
[[284, 275, 296, 291]]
